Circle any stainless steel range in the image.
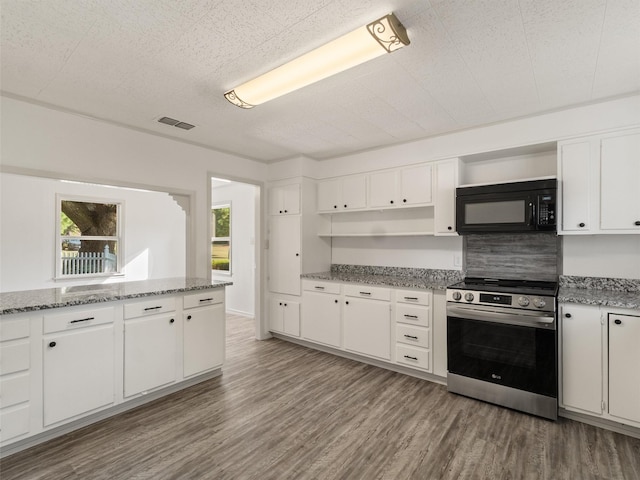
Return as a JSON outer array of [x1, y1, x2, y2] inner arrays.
[[446, 277, 558, 420]]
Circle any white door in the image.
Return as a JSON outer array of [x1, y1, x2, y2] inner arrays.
[[124, 315, 177, 397], [400, 164, 432, 206], [302, 292, 341, 347], [609, 314, 640, 423], [559, 140, 594, 232], [43, 326, 115, 426], [268, 215, 301, 295], [183, 304, 225, 378], [343, 297, 391, 360]]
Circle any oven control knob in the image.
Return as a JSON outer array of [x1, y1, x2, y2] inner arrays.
[[532, 297, 546, 308], [518, 296, 530, 307], [452, 291, 462, 301], [464, 292, 474, 302]]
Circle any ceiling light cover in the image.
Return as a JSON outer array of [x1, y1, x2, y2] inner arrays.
[[224, 13, 409, 109]]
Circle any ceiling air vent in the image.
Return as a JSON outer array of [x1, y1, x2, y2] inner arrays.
[[157, 116, 195, 130]]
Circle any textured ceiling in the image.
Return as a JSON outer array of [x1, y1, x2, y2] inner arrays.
[[2, 0, 639, 163]]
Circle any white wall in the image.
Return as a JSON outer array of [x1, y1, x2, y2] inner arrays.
[[212, 182, 256, 316], [0, 95, 268, 281], [562, 236, 640, 279], [0, 173, 186, 292]]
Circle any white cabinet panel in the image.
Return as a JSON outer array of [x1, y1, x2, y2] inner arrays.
[[368, 170, 398, 208], [0, 374, 30, 409], [43, 325, 115, 426], [183, 304, 225, 378], [318, 176, 367, 212], [124, 315, 177, 397], [560, 304, 603, 415], [269, 298, 300, 337], [344, 297, 391, 360], [302, 291, 341, 348], [0, 405, 30, 442], [268, 215, 301, 296], [396, 344, 430, 370], [317, 179, 341, 212], [559, 140, 593, 232], [0, 342, 30, 375], [434, 159, 459, 235], [400, 164, 432, 206], [270, 184, 300, 215], [608, 314, 640, 424]]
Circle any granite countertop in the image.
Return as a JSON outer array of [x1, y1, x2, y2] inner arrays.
[[558, 276, 640, 310], [301, 265, 463, 291], [0, 277, 232, 315]]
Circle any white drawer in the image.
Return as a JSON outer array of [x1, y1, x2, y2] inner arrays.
[[124, 297, 176, 319], [0, 317, 30, 342], [0, 342, 30, 375], [302, 280, 341, 295], [183, 289, 225, 309], [0, 405, 30, 443], [44, 306, 115, 334], [396, 324, 430, 349], [395, 289, 431, 306], [343, 284, 390, 301], [395, 304, 430, 327], [396, 344, 430, 371], [0, 373, 30, 408]]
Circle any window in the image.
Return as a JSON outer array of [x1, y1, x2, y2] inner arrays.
[[211, 204, 231, 273], [57, 196, 122, 277]]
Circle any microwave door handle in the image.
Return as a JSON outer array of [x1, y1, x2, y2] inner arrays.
[[529, 201, 536, 226]]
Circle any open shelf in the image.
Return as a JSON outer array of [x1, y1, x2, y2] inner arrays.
[[317, 207, 435, 238]]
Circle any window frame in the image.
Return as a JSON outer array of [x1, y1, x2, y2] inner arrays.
[[211, 202, 231, 275], [55, 194, 124, 280]]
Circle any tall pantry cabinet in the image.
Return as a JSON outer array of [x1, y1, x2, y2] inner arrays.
[[267, 178, 331, 338]]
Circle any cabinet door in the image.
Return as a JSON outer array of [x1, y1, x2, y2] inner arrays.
[[400, 164, 432, 206], [124, 315, 177, 397], [269, 297, 284, 333], [268, 215, 301, 295], [368, 170, 398, 208], [43, 325, 115, 426], [269, 186, 283, 215], [560, 304, 603, 415], [434, 159, 458, 235], [559, 140, 594, 232], [281, 184, 300, 215], [282, 301, 300, 337], [317, 179, 341, 212], [183, 304, 225, 378], [342, 175, 367, 210], [302, 292, 341, 347], [600, 131, 640, 231], [609, 314, 640, 424], [344, 298, 391, 360]]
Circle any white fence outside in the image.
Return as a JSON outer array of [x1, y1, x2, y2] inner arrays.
[[61, 245, 117, 275]]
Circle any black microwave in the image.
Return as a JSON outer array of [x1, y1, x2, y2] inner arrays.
[[456, 179, 557, 234]]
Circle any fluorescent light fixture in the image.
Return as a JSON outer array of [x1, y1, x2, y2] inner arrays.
[[224, 13, 409, 109]]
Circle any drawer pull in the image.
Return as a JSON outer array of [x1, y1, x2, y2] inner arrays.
[[404, 314, 418, 319], [70, 316, 95, 324], [404, 297, 418, 301], [404, 334, 418, 340], [199, 298, 214, 302], [359, 292, 371, 296], [144, 306, 162, 311], [314, 286, 325, 290], [404, 355, 418, 361], [49, 341, 57, 348]]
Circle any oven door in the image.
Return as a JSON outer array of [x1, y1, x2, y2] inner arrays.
[[447, 304, 557, 398]]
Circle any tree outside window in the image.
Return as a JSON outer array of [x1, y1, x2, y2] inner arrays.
[[212, 204, 231, 273], [58, 197, 121, 277]]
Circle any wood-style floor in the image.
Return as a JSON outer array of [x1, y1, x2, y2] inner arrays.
[[2, 315, 639, 480]]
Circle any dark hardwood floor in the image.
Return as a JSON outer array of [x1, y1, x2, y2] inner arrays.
[[2, 315, 639, 480]]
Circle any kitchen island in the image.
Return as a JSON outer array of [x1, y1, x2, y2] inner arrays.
[[0, 278, 231, 457]]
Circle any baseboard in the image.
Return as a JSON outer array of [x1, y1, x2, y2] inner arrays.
[[0, 369, 222, 459], [225, 308, 253, 318], [559, 408, 640, 439]]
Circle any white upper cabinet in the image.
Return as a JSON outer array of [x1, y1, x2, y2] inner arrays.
[[600, 131, 640, 232], [434, 159, 459, 235], [269, 183, 300, 215], [368, 164, 433, 209], [317, 175, 367, 212], [558, 128, 640, 235]]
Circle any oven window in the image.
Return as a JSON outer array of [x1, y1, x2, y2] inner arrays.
[[461, 322, 536, 369], [465, 200, 525, 224]]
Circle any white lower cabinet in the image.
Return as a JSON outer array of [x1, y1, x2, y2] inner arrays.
[[269, 297, 300, 337], [301, 280, 341, 347], [343, 287, 391, 360], [394, 289, 432, 373], [124, 313, 178, 398], [183, 304, 225, 378], [608, 313, 640, 424]]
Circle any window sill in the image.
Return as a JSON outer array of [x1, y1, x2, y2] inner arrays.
[[54, 272, 125, 282]]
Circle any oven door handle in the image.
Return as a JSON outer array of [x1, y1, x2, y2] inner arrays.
[[447, 305, 555, 329]]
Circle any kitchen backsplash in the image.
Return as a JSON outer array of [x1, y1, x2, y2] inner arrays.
[[464, 233, 560, 282], [560, 276, 640, 292], [330, 264, 463, 284]]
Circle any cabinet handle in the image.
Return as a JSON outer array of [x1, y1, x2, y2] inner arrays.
[[279, 210, 283, 213], [344, 204, 348, 208], [390, 200, 394, 204], [199, 298, 214, 302], [334, 299, 338, 303], [284, 210, 288, 213], [279, 302, 283, 306], [403, 199, 407, 203], [70, 316, 95, 324], [314, 286, 325, 290], [170, 318, 175, 324], [565, 313, 572, 318], [144, 306, 162, 311], [404, 297, 418, 301], [404, 314, 418, 319], [284, 303, 287, 307], [345, 301, 349, 305], [404, 334, 418, 340], [295, 253, 299, 257], [404, 355, 418, 361], [635, 221, 640, 226], [359, 291, 371, 296], [334, 205, 338, 209], [578, 222, 585, 228], [49, 341, 57, 348], [614, 319, 622, 325], [447, 226, 452, 231], [187, 315, 192, 320]]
